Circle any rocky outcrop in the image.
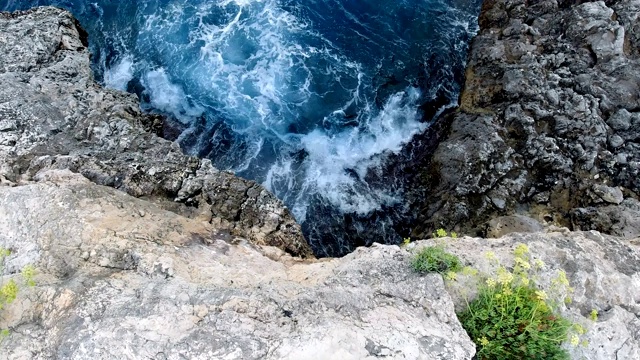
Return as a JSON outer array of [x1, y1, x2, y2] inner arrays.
[[409, 0, 640, 238], [0, 7, 312, 258], [0, 173, 474, 359], [1, 172, 638, 358]]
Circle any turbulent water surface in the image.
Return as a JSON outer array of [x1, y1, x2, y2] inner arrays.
[[1, 0, 482, 256]]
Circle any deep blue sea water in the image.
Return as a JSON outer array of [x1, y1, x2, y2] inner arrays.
[[1, 0, 482, 256]]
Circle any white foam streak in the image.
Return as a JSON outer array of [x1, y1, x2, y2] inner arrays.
[[104, 56, 134, 91], [142, 69, 204, 124], [274, 88, 426, 221]]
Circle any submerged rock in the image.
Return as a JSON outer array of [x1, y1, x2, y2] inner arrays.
[[408, 0, 640, 238], [0, 7, 312, 258]]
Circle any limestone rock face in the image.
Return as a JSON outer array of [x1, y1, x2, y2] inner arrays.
[[1, 173, 638, 359], [0, 175, 475, 360], [0, 7, 312, 258], [409, 0, 640, 238]]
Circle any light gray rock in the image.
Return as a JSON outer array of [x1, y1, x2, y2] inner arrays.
[[592, 184, 624, 204], [0, 7, 312, 258], [0, 176, 474, 360]]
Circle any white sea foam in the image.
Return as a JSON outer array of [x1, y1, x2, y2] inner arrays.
[[141, 68, 204, 124], [104, 56, 135, 91], [98, 0, 477, 227], [2, 0, 484, 254], [266, 87, 427, 221]]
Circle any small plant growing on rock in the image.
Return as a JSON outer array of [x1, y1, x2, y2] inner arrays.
[[402, 237, 412, 246], [432, 228, 448, 238], [411, 246, 462, 274], [457, 244, 580, 360], [0, 247, 36, 341], [432, 228, 458, 239]]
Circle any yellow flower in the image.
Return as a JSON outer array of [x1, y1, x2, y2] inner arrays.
[[450, 231, 458, 239], [462, 266, 478, 276], [520, 276, 530, 286], [535, 290, 548, 301], [534, 259, 545, 269], [433, 228, 448, 238], [478, 337, 490, 346], [573, 324, 586, 335], [553, 270, 570, 287], [486, 278, 497, 288], [497, 267, 514, 285], [22, 265, 36, 287], [570, 334, 580, 347], [0, 247, 10, 259], [484, 251, 497, 261], [502, 287, 513, 296], [514, 244, 529, 258], [445, 271, 457, 281], [514, 257, 531, 270], [0, 279, 18, 304], [590, 309, 598, 321]]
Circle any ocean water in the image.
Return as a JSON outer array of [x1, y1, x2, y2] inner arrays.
[[1, 0, 482, 257]]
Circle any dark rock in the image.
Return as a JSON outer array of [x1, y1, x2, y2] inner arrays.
[[407, 0, 640, 239], [485, 215, 544, 238]]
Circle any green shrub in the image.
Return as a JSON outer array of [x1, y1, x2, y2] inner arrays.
[[457, 244, 578, 360], [411, 246, 462, 274], [432, 228, 448, 238]]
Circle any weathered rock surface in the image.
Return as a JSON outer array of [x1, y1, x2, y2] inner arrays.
[[1, 4, 638, 360], [485, 214, 545, 238], [2, 173, 638, 359], [409, 0, 640, 238], [0, 7, 312, 258], [0, 174, 474, 359], [410, 231, 640, 360]]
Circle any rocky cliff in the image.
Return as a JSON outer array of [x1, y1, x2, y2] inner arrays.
[[409, 0, 640, 239], [1, 172, 637, 359], [0, 173, 476, 359], [0, 3, 639, 360], [0, 7, 312, 258]]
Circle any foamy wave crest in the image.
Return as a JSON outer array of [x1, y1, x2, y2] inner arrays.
[[104, 56, 134, 91], [141, 69, 204, 124], [268, 88, 426, 222]]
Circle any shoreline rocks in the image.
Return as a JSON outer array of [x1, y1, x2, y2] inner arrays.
[[407, 0, 640, 239], [0, 7, 312, 258], [0, 4, 639, 359]]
